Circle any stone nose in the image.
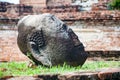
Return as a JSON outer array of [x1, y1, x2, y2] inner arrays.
[[68, 28, 81, 46], [68, 28, 78, 39]]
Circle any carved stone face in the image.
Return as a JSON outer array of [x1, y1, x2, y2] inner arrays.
[[38, 14, 81, 47], [17, 13, 87, 67]]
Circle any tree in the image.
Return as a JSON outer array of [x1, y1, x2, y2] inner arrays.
[[109, 0, 120, 10]]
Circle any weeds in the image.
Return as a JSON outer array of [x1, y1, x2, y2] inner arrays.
[[0, 61, 120, 78]]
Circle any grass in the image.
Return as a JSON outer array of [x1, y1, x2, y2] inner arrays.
[[0, 61, 120, 78]]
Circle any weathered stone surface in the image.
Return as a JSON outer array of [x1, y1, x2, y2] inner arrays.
[[17, 13, 87, 67], [58, 72, 99, 80], [1, 68, 120, 80], [98, 68, 120, 80], [37, 74, 59, 80], [5, 76, 39, 80], [59, 68, 120, 80]]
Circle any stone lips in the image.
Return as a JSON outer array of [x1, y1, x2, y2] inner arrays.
[[17, 13, 87, 66]]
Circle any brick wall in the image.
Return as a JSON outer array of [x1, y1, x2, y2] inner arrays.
[[20, 0, 72, 7], [20, 0, 47, 7], [0, 10, 120, 24], [0, 30, 29, 62], [47, 0, 72, 7]]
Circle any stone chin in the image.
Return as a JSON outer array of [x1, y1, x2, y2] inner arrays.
[[17, 13, 87, 67]]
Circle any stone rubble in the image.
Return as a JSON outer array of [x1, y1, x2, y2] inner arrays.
[[1, 68, 120, 80]]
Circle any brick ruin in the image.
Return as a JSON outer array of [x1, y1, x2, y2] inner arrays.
[[20, 0, 47, 7], [0, 1, 120, 79], [0, 0, 115, 24], [0, 0, 120, 62], [20, 0, 72, 7]]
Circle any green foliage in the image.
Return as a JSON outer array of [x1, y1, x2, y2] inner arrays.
[[0, 61, 120, 78], [109, 0, 120, 10]]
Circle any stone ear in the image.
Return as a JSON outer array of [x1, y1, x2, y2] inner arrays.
[[27, 29, 45, 48], [27, 29, 46, 60], [27, 29, 52, 66]]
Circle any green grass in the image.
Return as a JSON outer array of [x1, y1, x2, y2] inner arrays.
[[0, 61, 120, 78]]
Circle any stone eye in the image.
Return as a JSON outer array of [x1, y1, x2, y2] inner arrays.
[[59, 24, 67, 32], [62, 24, 67, 30]]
